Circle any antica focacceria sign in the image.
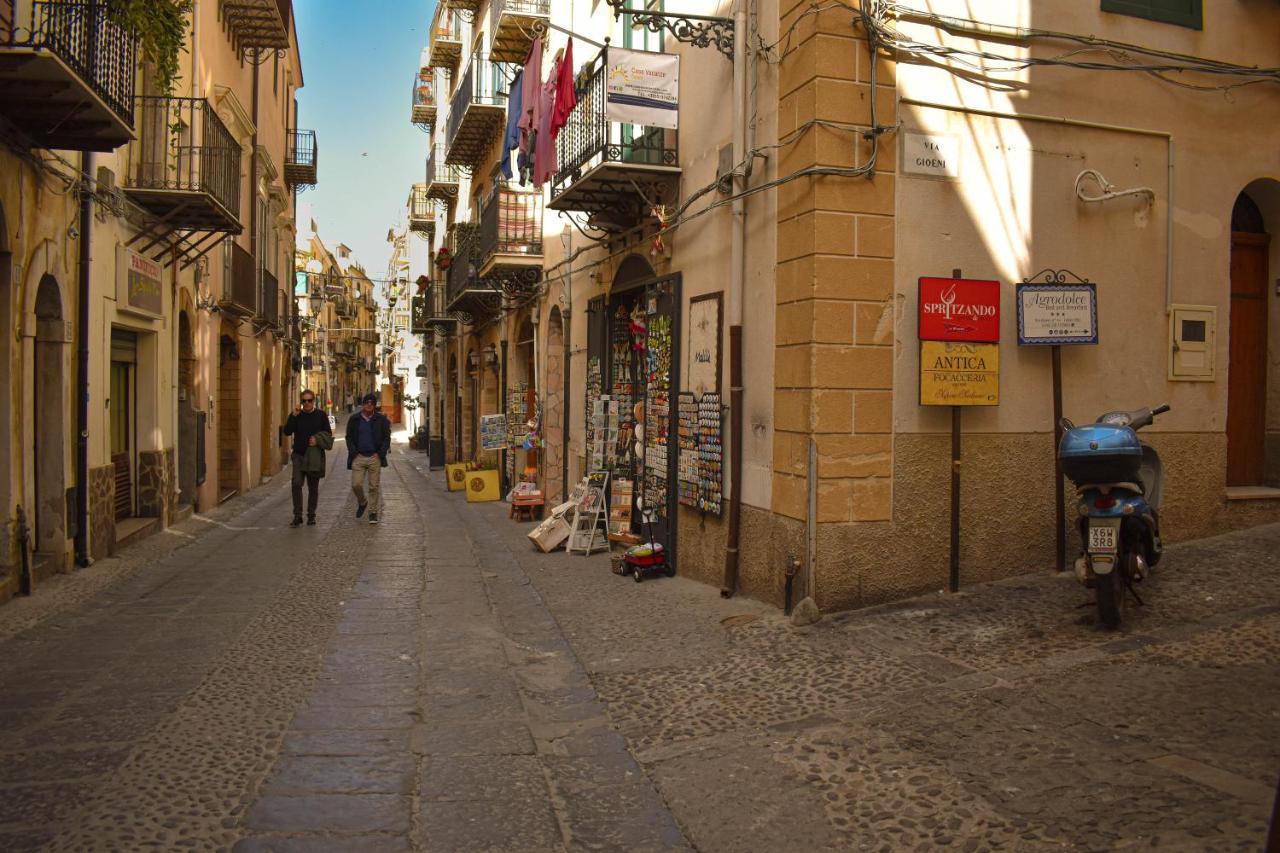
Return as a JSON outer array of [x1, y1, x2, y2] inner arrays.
[[920, 341, 1000, 406], [116, 246, 163, 319]]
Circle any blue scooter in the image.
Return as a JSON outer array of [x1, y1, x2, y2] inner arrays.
[[1058, 404, 1170, 629]]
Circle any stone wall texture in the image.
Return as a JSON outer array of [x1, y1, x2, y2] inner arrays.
[[138, 448, 177, 525], [89, 464, 115, 561]]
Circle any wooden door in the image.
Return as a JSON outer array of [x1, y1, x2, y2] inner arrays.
[[1227, 232, 1270, 486], [109, 361, 133, 520]]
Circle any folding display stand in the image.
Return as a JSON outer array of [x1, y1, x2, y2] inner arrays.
[[567, 473, 609, 556]]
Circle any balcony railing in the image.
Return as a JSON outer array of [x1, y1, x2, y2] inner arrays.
[[428, 10, 463, 69], [408, 184, 434, 234], [550, 47, 680, 226], [445, 222, 480, 307], [444, 0, 479, 17], [490, 0, 550, 63], [260, 268, 280, 328], [0, 0, 138, 150], [411, 294, 430, 333], [127, 96, 243, 232], [411, 72, 436, 128], [222, 243, 257, 315], [220, 0, 292, 51], [285, 129, 317, 187], [479, 186, 542, 279], [426, 144, 461, 200], [445, 48, 507, 169]]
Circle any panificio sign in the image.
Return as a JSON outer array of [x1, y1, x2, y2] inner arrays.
[[1016, 283, 1098, 345], [920, 341, 1000, 407], [918, 277, 1001, 342]]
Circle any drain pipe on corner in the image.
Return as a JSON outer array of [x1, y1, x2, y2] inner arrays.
[[721, 3, 748, 598], [74, 151, 93, 567]]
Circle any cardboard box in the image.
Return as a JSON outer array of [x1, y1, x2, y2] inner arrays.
[[445, 463, 468, 492], [465, 469, 501, 502], [528, 515, 571, 552]]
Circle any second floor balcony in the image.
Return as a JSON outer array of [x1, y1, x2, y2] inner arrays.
[[490, 0, 550, 64], [426, 144, 461, 201], [408, 184, 435, 237], [445, 48, 506, 171], [126, 96, 242, 234], [285, 129, 318, 187], [444, 0, 479, 19], [221, 243, 257, 316], [0, 1, 137, 151], [411, 72, 435, 129], [445, 222, 500, 319], [220, 0, 292, 51], [478, 186, 542, 282], [260, 268, 280, 329], [428, 11, 462, 71], [550, 47, 680, 231]]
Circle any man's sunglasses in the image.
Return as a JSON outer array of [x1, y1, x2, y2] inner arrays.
[[301, 398, 315, 404]]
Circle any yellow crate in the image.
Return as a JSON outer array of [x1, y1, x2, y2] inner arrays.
[[445, 463, 468, 492], [465, 469, 501, 503]]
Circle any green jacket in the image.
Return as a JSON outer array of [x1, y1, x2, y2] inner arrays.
[[302, 430, 334, 476]]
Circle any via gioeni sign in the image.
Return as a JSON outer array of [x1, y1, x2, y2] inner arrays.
[[918, 277, 1001, 343]]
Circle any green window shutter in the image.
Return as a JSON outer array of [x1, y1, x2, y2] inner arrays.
[[1101, 0, 1202, 30]]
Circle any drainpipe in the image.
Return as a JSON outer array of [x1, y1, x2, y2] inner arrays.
[[250, 58, 259, 313], [75, 152, 93, 567], [721, 5, 748, 598]]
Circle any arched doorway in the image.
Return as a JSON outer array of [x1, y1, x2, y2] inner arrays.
[[1227, 188, 1275, 487], [177, 311, 198, 508], [545, 307, 565, 501], [218, 326, 241, 501], [33, 275, 66, 555], [448, 352, 459, 462], [260, 368, 273, 479]]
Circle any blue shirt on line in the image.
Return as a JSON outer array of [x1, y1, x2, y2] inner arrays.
[[355, 415, 377, 455]]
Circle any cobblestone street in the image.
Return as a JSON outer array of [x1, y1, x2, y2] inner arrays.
[[0, 435, 1276, 851]]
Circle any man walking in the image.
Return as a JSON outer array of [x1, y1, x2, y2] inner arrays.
[[283, 389, 332, 527], [347, 392, 391, 524]]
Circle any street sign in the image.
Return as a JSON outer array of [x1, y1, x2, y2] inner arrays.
[[918, 277, 1001, 342], [1016, 283, 1098, 345], [920, 341, 1000, 406]]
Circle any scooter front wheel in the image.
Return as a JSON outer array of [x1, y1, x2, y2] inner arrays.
[[1096, 554, 1123, 630]]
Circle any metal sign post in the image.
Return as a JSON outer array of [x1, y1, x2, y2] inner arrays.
[[918, 269, 1001, 593], [1016, 270, 1099, 573]]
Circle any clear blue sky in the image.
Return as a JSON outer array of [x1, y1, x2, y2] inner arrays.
[[295, 0, 433, 281]]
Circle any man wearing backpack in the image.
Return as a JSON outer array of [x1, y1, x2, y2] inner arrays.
[[347, 392, 391, 524]]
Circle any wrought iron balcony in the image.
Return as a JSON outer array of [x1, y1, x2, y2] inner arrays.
[[260, 268, 280, 328], [220, 0, 292, 52], [426, 144, 461, 201], [410, 293, 430, 334], [285, 129, 317, 187], [550, 47, 680, 230], [445, 48, 507, 171], [221, 243, 257, 316], [444, 0, 479, 19], [335, 295, 357, 319], [126, 96, 242, 233], [0, 1, 137, 151], [411, 72, 435, 129], [428, 11, 463, 71], [490, 0, 549, 64], [445, 222, 500, 318], [479, 186, 542, 284], [408, 184, 435, 236]]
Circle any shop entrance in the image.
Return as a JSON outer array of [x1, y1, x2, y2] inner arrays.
[[545, 307, 565, 502], [34, 275, 67, 554], [586, 258, 681, 565], [177, 311, 198, 508], [1227, 191, 1270, 487], [109, 328, 138, 522]]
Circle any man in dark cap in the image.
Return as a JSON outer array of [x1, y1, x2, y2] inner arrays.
[[346, 392, 391, 524]]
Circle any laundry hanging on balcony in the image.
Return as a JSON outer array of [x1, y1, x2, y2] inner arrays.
[[502, 69, 524, 181], [534, 64, 558, 186], [550, 39, 576, 138], [518, 36, 543, 147]]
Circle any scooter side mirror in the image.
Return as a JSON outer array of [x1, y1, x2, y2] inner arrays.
[[1059, 417, 1075, 432]]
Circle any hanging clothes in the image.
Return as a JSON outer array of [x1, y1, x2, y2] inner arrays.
[[550, 38, 576, 139], [533, 66, 558, 187], [501, 69, 524, 181], [518, 37, 542, 154]]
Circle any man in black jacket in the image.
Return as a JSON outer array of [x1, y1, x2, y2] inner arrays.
[[282, 389, 332, 527], [346, 392, 391, 524]]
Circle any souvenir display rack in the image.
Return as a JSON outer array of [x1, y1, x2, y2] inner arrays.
[[643, 313, 672, 520]]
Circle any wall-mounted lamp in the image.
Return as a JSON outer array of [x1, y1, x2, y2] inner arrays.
[[483, 344, 499, 372]]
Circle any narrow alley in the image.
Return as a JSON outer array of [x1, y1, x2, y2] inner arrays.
[[0, 433, 1275, 851]]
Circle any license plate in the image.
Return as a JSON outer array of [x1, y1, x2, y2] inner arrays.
[[1088, 524, 1117, 554]]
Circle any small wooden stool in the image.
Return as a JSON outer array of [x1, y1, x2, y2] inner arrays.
[[510, 493, 545, 522]]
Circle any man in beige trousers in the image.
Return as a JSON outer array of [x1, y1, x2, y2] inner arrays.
[[345, 393, 391, 524]]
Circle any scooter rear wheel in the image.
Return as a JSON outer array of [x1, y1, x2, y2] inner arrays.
[[1096, 555, 1124, 630]]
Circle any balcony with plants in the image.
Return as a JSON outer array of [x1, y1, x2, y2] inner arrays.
[[0, 0, 138, 150], [411, 70, 436, 129], [549, 46, 680, 231]]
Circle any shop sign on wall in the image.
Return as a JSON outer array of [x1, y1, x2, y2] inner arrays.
[[1016, 282, 1098, 345], [918, 276, 1001, 342], [606, 47, 680, 130], [117, 246, 163, 319], [920, 341, 1000, 406]]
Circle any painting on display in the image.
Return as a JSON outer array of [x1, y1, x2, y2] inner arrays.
[[687, 292, 721, 398]]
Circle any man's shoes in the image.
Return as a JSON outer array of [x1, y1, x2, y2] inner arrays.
[[289, 517, 303, 528], [306, 516, 317, 526], [356, 502, 368, 519], [368, 513, 379, 525]]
